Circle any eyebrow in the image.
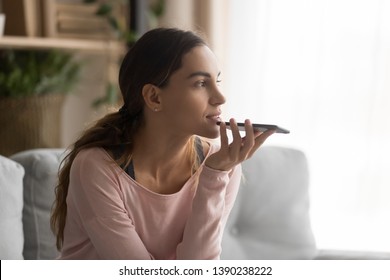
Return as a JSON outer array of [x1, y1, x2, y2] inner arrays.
[[187, 71, 221, 79]]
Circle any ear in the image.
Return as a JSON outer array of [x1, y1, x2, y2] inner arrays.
[[142, 84, 162, 112]]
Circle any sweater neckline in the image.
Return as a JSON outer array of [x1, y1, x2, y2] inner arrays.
[[99, 141, 215, 198]]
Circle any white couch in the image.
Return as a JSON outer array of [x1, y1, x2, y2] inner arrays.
[[0, 149, 64, 260], [1, 146, 389, 260]]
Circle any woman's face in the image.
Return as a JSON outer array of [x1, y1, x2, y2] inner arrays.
[[158, 45, 226, 139]]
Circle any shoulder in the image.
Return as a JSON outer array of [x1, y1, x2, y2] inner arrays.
[[74, 147, 111, 163], [72, 147, 117, 176], [69, 148, 125, 196]]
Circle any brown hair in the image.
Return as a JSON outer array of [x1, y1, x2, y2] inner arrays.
[[51, 28, 207, 250]]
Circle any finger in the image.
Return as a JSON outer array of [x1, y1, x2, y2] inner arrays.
[[254, 129, 275, 147], [240, 119, 255, 155], [248, 129, 275, 158], [229, 118, 242, 154], [219, 121, 229, 150]]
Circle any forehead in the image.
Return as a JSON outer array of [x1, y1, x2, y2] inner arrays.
[[178, 45, 220, 76]]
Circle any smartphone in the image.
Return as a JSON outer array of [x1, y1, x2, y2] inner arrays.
[[216, 121, 290, 134]]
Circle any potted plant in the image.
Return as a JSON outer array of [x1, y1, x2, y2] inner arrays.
[[85, 0, 165, 107], [0, 49, 80, 156]]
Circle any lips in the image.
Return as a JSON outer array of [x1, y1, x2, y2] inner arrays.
[[206, 114, 222, 122]]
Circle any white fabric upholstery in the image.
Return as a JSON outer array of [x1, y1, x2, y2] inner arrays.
[[221, 146, 317, 259], [10, 149, 64, 260], [0, 155, 24, 260]]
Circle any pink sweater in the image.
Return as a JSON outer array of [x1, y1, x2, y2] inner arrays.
[[59, 144, 241, 259]]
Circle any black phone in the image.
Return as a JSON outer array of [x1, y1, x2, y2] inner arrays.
[[216, 121, 290, 134]]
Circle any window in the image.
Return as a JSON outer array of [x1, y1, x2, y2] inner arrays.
[[226, 0, 390, 252]]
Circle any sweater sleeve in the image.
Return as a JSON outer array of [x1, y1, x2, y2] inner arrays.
[[66, 149, 154, 260], [176, 163, 242, 259]]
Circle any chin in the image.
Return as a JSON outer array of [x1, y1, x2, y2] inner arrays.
[[197, 128, 220, 139]]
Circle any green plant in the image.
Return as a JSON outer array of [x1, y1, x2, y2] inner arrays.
[[84, 0, 166, 107], [0, 49, 80, 98], [84, 0, 165, 44]]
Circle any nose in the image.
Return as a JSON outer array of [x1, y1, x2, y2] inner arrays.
[[210, 86, 226, 106]]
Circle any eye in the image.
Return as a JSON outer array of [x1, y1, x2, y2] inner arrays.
[[195, 80, 207, 87]]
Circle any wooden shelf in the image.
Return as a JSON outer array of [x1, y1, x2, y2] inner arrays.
[[0, 36, 125, 54]]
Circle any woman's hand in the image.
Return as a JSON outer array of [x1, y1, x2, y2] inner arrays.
[[205, 118, 275, 171]]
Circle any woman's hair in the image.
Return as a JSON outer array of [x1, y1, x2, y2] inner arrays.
[[51, 28, 207, 250]]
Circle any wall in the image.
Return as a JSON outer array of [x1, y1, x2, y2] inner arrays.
[[61, 54, 109, 148]]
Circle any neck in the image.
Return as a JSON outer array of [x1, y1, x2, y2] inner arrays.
[[131, 124, 193, 177]]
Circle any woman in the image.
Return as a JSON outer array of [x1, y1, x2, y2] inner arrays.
[[51, 28, 274, 259]]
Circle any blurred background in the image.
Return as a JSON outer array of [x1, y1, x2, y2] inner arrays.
[[0, 0, 389, 254]]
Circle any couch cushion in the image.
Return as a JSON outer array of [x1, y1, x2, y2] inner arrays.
[[11, 149, 65, 260], [221, 146, 317, 259], [0, 155, 25, 260]]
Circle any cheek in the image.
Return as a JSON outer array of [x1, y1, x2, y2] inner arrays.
[[171, 93, 206, 113]]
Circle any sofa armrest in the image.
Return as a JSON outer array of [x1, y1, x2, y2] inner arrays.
[[221, 146, 317, 260], [11, 148, 66, 260], [0, 155, 25, 260], [315, 249, 390, 260]]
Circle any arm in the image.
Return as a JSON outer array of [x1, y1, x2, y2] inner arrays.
[[67, 149, 153, 259], [176, 119, 274, 259], [176, 164, 242, 260]]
